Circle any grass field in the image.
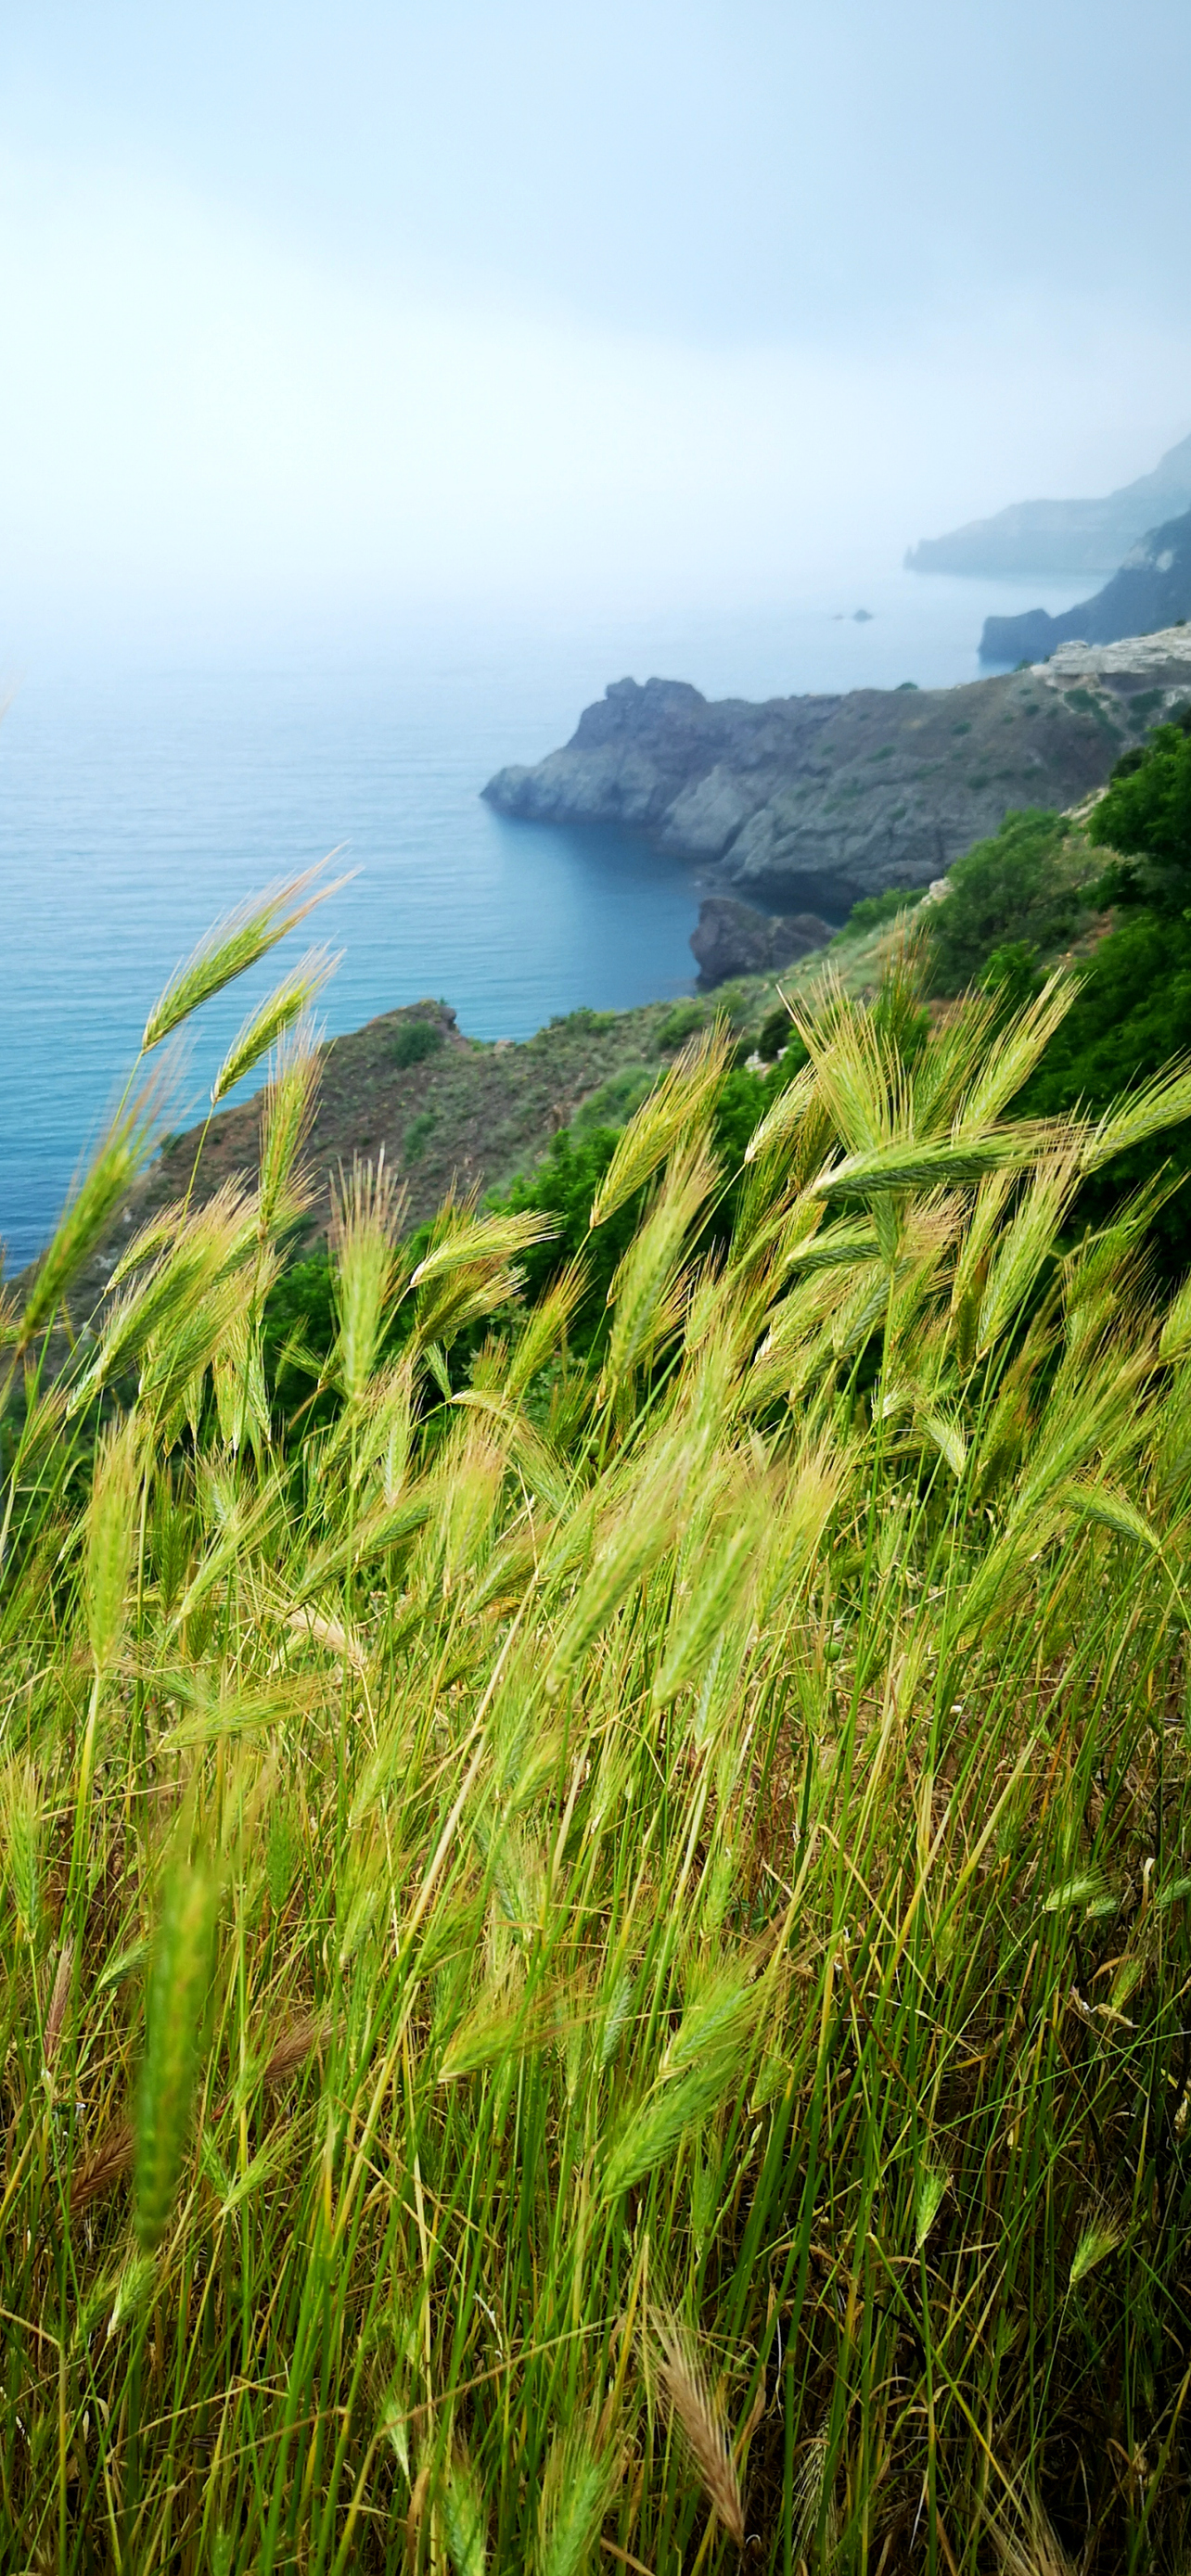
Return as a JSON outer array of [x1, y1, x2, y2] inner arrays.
[[5, 874, 1191, 2572]]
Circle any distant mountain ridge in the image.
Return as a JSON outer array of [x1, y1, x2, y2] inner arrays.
[[980, 511, 1191, 664], [906, 432, 1191, 579]]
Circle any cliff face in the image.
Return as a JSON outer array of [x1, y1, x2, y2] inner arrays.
[[689, 897, 833, 987], [980, 513, 1191, 665], [484, 638, 1191, 915], [907, 432, 1191, 578]]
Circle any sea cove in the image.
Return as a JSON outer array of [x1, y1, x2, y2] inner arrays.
[[1, 567, 1092, 1266]]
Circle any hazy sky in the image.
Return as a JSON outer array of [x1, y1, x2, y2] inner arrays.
[[4, 0, 1191, 635]]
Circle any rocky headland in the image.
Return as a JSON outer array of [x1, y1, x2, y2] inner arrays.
[[483, 632, 1191, 969], [980, 511, 1191, 665], [906, 431, 1191, 579]]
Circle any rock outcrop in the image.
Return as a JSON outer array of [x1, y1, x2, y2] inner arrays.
[[907, 432, 1191, 579], [689, 897, 833, 988], [484, 640, 1191, 915], [980, 514, 1191, 665]]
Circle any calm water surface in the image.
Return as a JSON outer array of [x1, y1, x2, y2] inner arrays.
[[1, 567, 1090, 1265]]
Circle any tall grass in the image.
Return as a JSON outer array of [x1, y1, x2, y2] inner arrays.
[[4, 912, 1191, 2570]]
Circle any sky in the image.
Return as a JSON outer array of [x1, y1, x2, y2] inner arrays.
[[3, 0, 1191, 640]]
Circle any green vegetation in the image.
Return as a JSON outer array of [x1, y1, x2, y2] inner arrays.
[[7, 884, 1191, 2569], [388, 1018, 445, 1070], [403, 1108, 437, 1161], [570, 1063, 658, 1135], [1011, 720, 1191, 1270], [1087, 710, 1191, 913], [655, 998, 708, 1052], [927, 808, 1087, 995], [757, 1000, 795, 1061], [835, 885, 924, 944]]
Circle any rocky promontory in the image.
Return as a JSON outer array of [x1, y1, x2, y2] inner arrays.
[[980, 512, 1191, 665], [484, 636, 1191, 920]]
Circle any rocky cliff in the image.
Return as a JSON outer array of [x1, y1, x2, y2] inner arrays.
[[484, 635, 1191, 917], [689, 897, 833, 987], [906, 431, 1191, 578], [980, 512, 1191, 665]]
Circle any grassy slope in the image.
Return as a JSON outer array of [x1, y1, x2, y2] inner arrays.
[[59, 986, 783, 1322], [60, 847, 1108, 1339], [6, 941, 1191, 2569]]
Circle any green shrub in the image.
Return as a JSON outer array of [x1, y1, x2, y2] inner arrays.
[[756, 1001, 794, 1060], [1023, 906, 1191, 1271], [403, 1108, 436, 1160], [654, 999, 706, 1052], [1088, 713, 1191, 914], [835, 884, 922, 943], [571, 1065, 658, 1135], [545, 1005, 619, 1034], [928, 808, 1082, 992], [979, 939, 1043, 1014], [388, 1017, 444, 1069]]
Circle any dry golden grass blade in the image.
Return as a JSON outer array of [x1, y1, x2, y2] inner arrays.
[[261, 2013, 331, 2088], [277, 1605, 368, 1672], [984, 2483, 1078, 2576], [44, 1939, 75, 2068], [70, 2120, 134, 2216], [653, 2316, 745, 2548]]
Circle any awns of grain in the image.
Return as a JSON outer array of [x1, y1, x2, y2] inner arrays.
[[4, 910, 1191, 2569]]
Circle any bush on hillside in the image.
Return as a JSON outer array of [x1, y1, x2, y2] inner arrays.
[[835, 883, 923, 942], [388, 1016, 444, 1069], [1023, 905, 1191, 1269], [1088, 711, 1191, 913], [756, 1000, 794, 1060], [655, 999, 707, 1052], [571, 1065, 658, 1135], [928, 808, 1084, 992]]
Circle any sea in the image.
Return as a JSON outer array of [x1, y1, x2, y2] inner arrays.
[[1, 565, 1093, 1269]]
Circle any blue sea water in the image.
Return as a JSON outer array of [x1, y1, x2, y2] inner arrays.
[[0, 567, 1090, 1267]]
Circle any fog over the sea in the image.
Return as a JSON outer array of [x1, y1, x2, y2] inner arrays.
[[3, 0, 1190, 644]]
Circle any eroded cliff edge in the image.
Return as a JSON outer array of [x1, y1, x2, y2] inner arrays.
[[483, 637, 1191, 917]]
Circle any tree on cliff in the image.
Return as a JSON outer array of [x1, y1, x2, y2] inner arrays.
[[1088, 711, 1191, 912]]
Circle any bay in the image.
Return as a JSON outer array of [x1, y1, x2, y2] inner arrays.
[[1, 564, 1090, 1267]]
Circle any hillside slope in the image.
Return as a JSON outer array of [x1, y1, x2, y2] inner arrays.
[[58, 988, 774, 1327]]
